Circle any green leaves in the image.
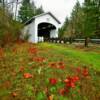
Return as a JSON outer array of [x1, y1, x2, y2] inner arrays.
[[83, 0, 99, 37], [60, 0, 100, 39], [18, 0, 44, 23], [50, 86, 57, 93], [24, 84, 33, 97], [36, 92, 46, 100]]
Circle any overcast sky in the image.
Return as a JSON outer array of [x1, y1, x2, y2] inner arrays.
[[9, 0, 84, 24], [34, 0, 84, 24]]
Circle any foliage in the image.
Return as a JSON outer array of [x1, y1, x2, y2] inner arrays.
[[83, 0, 100, 46], [59, 17, 69, 38], [59, 1, 84, 39], [70, 1, 84, 38], [35, 6, 44, 15], [60, 0, 100, 46], [0, 7, 23, 47], [83, 0, 99, 37], [18, 0, 44, 23]]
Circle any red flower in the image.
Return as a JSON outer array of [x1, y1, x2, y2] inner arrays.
[[49, 62, 65, 69], [58, 62, 65, 69], [23, 73, 32, 78], [66, 81, 75, 88], [59, 65, 65, 69], [82, 68, 89, 76], [72, 76, 80, 82], [59, 88, 65, 95], [58, 62, 64, 66], [28, 47, 37, 54], [64, 76, 79, 88], [49, 62, 57, 68], [49, 78, 57, 85], [76, 67, 81, 73], [33, 57, 46, 63], [59, 88, 69, 96], [70, 82, 75, 88], [12, 92, 17, 97], [64, 78, 69, 83]]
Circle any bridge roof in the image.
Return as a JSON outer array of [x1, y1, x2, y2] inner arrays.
[[25, 12, 61, 25]]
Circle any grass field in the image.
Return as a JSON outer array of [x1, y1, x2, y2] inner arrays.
[[0, 42, 100, 100], [38, 43, 100, 70]]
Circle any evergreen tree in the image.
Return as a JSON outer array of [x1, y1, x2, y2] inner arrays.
[[83, 0, 99, 46], [71, 1, 84, 38], [60, 0, 100, 46], [58, 17, 69, 38], [18, 0, 44, 23], [18, 0, 34, 23], [93, 0, 100, 38], [36, 6, 44, 15], [60, 1, 83, 38]]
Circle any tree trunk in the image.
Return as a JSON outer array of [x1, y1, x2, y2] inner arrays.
[[69, 37, 73, 44], [85, 37, 89, 47], [15, 0, 18, 20]]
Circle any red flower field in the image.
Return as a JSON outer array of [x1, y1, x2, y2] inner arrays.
[[0, 43, 100, 100]]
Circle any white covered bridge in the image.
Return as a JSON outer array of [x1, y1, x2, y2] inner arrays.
[[22, 12, 61, 43]]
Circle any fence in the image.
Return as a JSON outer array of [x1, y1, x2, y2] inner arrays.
[[44, 38, 100, 44]]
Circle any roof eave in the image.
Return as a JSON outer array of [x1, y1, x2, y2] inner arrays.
[[24, 12, 61, 25]]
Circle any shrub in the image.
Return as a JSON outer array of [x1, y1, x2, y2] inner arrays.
[[0, 7, 23, 47]]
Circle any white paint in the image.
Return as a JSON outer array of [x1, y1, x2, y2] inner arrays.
[[23, 12, 60, 43], [50, 30, 58, 38], [38, 36, 44, 42]]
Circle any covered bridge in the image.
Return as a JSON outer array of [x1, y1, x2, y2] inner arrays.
[[22, 12, 61, 43]]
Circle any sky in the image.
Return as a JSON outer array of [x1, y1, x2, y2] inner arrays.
[[34, 0, 84, 24], [8, 0, 84, 24]]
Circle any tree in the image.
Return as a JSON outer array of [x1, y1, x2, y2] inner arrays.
[[18, 0, 44, 23], [59, 1, 83, 38], [60, 0, 100, 46], [93, 0, 100, 38], [71, 1, 84, 38], [83, 0, 100, 46], [18, 0, 34, 23], [36, 6, 44, 15], [58, 17, 69, 38]]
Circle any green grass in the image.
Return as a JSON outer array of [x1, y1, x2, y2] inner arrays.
[[38, 43, 100, 70]]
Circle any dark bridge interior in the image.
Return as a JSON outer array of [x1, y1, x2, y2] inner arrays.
[[38, 22, 56, 38]]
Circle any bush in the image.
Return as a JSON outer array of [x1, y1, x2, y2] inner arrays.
[[0, 8, 23, 47]]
